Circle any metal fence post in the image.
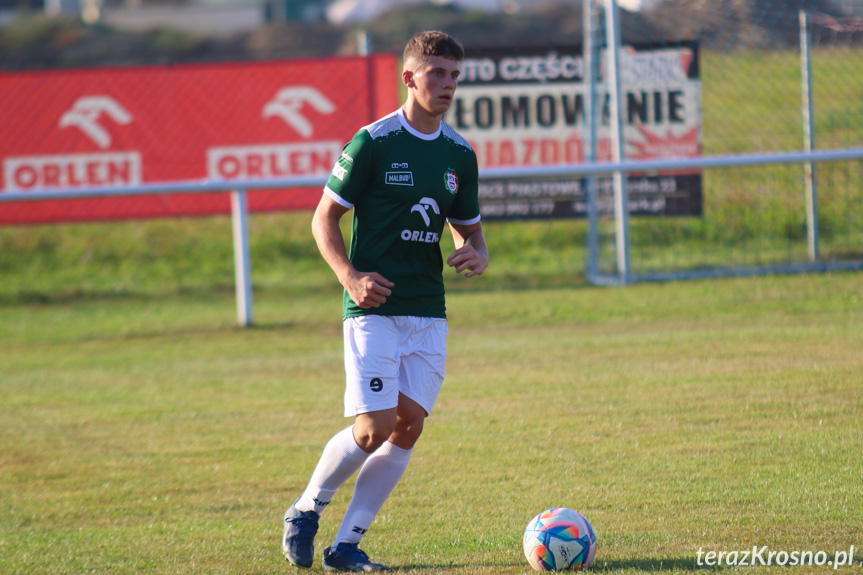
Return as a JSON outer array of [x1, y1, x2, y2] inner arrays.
[[357, 29, 370, 56], [584, 0, 601, 282], [231, 189, 254, 327], [800, 10, 819, 261], [605, 0, 631, 284]]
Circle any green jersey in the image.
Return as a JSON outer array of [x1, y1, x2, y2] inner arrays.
[[325, 108, 481, 320]]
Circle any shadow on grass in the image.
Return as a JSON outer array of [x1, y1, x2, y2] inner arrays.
[[0, 284, 235, 307], [391, 560, 524, 572], [594, 556, 722, 571], [445, 271, 589, 295], [393, 556, 723, 572], [0, 281, 342, 307]]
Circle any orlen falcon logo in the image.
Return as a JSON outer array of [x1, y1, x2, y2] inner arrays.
[[262, 86, 335, 139], [401, 197, 440, 243], [208, 85, 341, 180], [59, 96, 133, 149], [3, 95, 141, 191]]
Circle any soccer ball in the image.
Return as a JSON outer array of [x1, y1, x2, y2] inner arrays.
[[523, 507, 597, 571]]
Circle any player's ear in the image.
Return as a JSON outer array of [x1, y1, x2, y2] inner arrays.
[[402, 69, 415, 88]]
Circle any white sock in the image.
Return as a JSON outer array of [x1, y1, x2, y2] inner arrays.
[[333, 441, 413, 547], [295, 425, 370, 515]]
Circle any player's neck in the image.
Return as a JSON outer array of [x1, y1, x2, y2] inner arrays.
[[401, 102, 442, 135]]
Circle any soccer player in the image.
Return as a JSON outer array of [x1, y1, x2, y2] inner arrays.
[[282, 30, 488, 572]]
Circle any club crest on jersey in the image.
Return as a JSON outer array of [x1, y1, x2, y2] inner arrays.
[[444, 169, 458, 194]]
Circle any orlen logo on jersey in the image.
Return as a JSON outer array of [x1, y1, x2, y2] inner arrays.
[[401, 197, 441, 243], [208, 85, 340, 180], [3, 95, 141, 191]]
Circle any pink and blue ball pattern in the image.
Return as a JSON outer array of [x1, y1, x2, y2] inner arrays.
[[523, 508, 597, 571]]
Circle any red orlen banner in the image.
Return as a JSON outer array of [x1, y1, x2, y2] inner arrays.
[[0, 54, 398, 224]]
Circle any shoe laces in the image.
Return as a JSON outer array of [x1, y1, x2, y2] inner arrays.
[[289, 512, 319, 545]]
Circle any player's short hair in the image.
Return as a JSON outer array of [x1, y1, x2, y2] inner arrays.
[[403, 30, 465, 71]]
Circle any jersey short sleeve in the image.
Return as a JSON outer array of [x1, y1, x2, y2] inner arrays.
[[445, 147, 480, 226], [325, 129, 374, 208]]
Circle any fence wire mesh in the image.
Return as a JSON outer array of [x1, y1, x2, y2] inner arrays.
[[585, 0, 863, 281]]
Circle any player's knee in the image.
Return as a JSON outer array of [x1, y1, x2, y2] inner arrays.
[[354, 419, 396, 453], [391, 415, 424, 448]]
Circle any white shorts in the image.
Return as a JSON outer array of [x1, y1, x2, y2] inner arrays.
[[342, 315, 448, 418]]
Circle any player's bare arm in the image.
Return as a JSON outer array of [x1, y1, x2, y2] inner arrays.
[[447, 221, 488, 278], [311, 194, 394, 308]]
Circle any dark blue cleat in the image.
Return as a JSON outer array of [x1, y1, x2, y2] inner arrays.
[[322, 542, 390, 572], [282, 502, 320, 569]]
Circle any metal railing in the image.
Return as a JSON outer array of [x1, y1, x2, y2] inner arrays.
[[3, 146, 862, 325]]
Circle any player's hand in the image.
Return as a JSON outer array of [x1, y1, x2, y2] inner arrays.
[[447, 245, 487, 278], [343, 271, 394, 308]]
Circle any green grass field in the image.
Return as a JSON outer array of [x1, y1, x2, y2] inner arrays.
[[2, 45, 863, 574], [2, 212, 862, 574]]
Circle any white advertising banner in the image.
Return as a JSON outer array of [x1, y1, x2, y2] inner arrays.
[[445, 42, 702, 219]]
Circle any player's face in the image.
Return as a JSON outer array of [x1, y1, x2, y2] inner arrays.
[[406, 55, 460, 117]]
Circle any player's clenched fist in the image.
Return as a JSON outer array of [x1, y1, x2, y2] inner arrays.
[[343, 271, 394, 308]]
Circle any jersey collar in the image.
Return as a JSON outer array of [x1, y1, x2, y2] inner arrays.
[[397, 107, 441, 141]]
